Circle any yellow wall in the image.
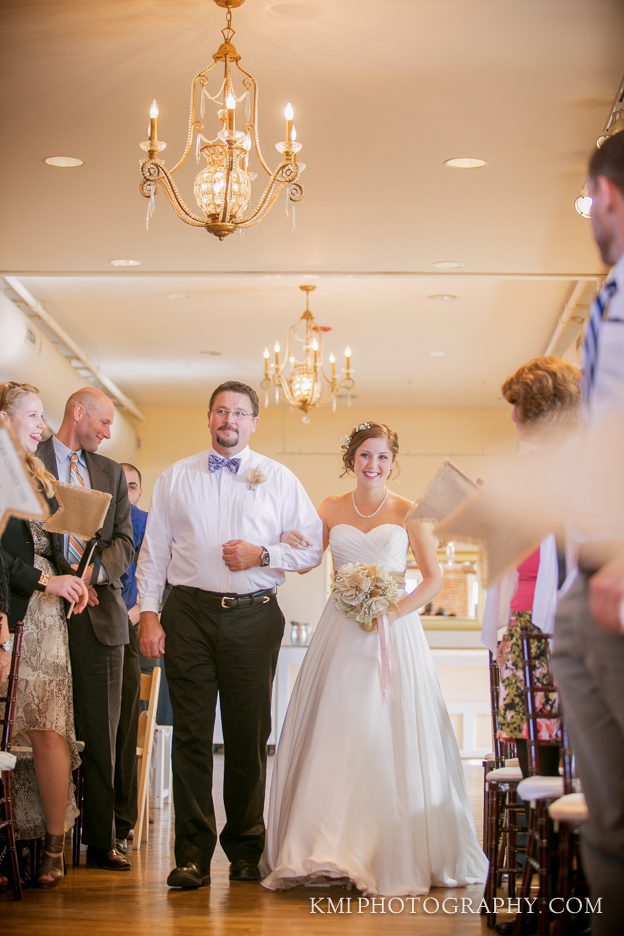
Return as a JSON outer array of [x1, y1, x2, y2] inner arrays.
[[133, 403, 515, 506]]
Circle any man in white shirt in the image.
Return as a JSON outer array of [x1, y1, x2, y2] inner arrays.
[[551, 131, 624, 936], [138, 381, 322, 890]]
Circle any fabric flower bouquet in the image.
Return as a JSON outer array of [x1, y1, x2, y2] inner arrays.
[[332, 563, 399, 632]]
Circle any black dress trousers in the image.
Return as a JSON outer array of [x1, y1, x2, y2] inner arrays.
[[161, 585, 284, 870], [114, 619, 141, 838], [68, 613, 124, 851]]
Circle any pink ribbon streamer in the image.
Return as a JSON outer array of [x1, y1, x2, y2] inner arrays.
[[378, 613, 393, 698]]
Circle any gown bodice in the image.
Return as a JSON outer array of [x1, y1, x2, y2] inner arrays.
[[329, 523, 409, 573]]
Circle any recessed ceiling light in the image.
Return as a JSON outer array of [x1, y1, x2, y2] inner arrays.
[[429, 351, 449, 358], [164, 292, 190, 300], [44, 155, 84, 168], [432, 260, 465, 270], [109, 258, 142, 267], [443, 157, 487, 169], [428, 293, 458, 302]]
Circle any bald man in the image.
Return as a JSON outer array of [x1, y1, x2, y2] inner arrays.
[[38, 388, 134, 870]]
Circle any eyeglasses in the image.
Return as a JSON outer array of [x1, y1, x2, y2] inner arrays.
[[211, 407, 256, 420]]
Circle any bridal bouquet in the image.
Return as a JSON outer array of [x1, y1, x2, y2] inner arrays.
[[332, 563, 399, 633]]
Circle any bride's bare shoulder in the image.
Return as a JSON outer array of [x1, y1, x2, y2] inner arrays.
[[387, 492, 415, 520]]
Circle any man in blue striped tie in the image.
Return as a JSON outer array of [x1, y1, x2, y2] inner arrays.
[[552, 130, 624, 936], [37, 387, 135, 871]]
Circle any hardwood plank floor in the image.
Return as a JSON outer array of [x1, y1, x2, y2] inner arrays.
[[2, 756, 489, 935]]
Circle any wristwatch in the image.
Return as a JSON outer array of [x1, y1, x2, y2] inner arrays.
[[259, 547, 270, 568], [34, 571, 51, 592]]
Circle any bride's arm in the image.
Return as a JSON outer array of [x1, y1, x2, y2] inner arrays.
[[387, 518, 442, 622], [281, 498, 333, 555]]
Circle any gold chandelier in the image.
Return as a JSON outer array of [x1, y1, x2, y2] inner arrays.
[[139, 0, 304, 241], [261, 286, 354, 422]]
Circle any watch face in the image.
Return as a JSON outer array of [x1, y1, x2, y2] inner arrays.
[[261, 549, 270, 566]]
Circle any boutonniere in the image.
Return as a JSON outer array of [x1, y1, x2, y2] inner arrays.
[[246, 467, 266, 491]]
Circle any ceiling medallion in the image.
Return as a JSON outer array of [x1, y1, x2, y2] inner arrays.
[[139, 0, 304, 241], [261, 286, 354, 422]]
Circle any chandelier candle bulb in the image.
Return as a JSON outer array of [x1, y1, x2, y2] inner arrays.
[[284, 103, 294, 144], [263, 347, 270, 377], [149, 99, 159, 146], [274, 342, 281, 369], [226, 92, 236, 133], [329, 353, 336, 380], [345, 347, 352, 376]]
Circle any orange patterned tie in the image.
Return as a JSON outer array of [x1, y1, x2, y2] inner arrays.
[[67, 452, 87, 565]]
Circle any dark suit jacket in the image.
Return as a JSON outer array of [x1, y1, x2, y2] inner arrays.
[[1, 491, 64, 631], [37, 436, 135, 647]]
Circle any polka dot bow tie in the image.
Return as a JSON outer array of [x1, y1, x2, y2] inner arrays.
[[208, 454, 241, 475]]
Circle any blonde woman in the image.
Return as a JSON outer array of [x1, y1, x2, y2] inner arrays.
[[0, 382, 88, 888]]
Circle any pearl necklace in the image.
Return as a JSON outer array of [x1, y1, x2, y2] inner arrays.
[[352, 488, 388, 519]]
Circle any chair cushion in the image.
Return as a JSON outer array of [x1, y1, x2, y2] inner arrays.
[[518, 775, 565, 802], [0, 751, 17, 771], [486, 765, 523, 783], [548, 792, 588, 824]]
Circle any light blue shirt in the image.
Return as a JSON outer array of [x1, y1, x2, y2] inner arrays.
[[52, 436, 91, 488], [51, 436, 106, 581]]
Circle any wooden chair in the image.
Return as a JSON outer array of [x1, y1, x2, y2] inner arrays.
[[514, 626, 566, 936], [547, 725, 587, 936], [0, 621, 24, 900], [483, 652, 524, 928], [134, 667, 161, 848]]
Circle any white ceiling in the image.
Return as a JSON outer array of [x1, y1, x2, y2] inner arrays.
[[1, 0, 622, 410]]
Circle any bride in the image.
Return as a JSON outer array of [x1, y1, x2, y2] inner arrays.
[[261, 421, 487, 896]]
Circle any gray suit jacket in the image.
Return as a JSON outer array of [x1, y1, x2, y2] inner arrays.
[[37, 436, 134, 646]]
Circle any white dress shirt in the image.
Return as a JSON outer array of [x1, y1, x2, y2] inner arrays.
[[137, 446, 323, 613]]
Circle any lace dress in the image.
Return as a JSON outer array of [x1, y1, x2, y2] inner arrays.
[[11, 522, 80, 839], [261, 523, 487, 896]]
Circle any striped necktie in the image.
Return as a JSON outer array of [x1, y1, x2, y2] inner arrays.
[[582, 279, 618, 403], [67, 452, 87, 564]]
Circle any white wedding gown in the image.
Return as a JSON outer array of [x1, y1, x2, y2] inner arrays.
[[261, 523, 488, 896]]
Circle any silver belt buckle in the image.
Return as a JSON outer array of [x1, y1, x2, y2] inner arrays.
[[221, 596, 236, 609]]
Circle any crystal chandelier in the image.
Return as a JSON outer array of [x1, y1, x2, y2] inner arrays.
[[261, 286, 354, 422], [139, 0, 304, 241]]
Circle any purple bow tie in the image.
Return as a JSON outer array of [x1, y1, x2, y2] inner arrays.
[[209, 454, 241, 475]]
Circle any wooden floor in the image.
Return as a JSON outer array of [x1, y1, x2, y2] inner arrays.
[[2, 756, 490, 935]]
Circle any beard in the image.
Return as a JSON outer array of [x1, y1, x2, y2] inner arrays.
[[216, 427, 239, 448]]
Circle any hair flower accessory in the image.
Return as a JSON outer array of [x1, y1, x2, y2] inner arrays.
[[340, 422, 372, 452], [246, 467, 266, 491]]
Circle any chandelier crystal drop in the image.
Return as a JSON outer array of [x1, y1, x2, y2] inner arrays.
[[139, 0, 305, 241], [261, 286, 355, 421]]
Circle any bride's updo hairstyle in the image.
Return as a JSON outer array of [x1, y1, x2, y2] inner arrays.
[[340, 421, 400, 477]]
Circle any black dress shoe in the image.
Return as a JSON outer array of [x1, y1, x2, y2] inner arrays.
[[167, 863, 211, 889], [86, 847, 132, 871], [229, 860, 261, 882]]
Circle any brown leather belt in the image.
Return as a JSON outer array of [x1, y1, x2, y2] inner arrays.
[[175, 584, 277, 609]]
